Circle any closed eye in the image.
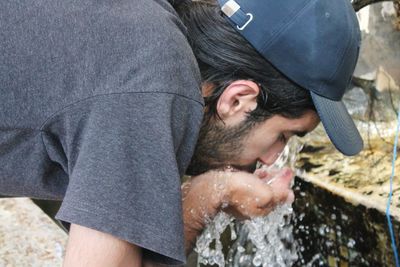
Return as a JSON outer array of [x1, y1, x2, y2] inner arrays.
[[293, 131, 308, 138]]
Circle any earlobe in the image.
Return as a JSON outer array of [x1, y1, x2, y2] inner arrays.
[[216, 80, 260, 124]]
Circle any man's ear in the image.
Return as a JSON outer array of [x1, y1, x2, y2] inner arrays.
[[217, 80, 260, 125]]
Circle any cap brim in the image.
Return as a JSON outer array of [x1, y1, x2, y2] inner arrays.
[[310, 92, 363, 156]]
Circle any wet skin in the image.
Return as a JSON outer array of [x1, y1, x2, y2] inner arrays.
[[187, 80, 320, 175], [182, 80, 321, 252], [182, 111, 320, 252], [226, 110, 320, 172]]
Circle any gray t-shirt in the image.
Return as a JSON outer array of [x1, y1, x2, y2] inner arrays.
[[0, 0, 203, 264]]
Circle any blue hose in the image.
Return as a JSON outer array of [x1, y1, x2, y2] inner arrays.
[[386, 103, 400, 267]]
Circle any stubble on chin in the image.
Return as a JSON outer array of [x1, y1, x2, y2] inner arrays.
[[186, 116, 256, 176]]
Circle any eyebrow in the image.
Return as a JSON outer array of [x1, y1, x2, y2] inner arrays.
[[292, 131, 308, 137]]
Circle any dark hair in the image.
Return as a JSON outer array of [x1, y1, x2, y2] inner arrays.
[[176, 0, 315, 126]]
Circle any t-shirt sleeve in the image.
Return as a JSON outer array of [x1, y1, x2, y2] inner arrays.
[[49, 92, 202, 265]]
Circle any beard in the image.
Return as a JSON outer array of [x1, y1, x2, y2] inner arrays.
[[186, 115, 258, 176]]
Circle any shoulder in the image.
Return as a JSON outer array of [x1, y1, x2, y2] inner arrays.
[[88, 0, 202, 101]]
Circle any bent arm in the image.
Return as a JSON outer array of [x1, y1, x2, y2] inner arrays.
[[63, 224, 142, 267]]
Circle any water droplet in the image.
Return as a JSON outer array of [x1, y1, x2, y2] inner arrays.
[[347, 238, 356, 248], [318, 225, 325, 236], [252, 255, 262, 266], [214, 253, 225, 267], [218, 183, 225, 190], [330, 214, 337, 220], [203, 247, 210, 257], [201, 259, 208, 265], [221, 201, 229, 209], [208, 254, 215, 265], [325, 12, 330, 18]]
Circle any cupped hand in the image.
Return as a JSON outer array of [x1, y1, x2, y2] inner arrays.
[[181, 167, 294, 253], [223, 167, 294, 220]]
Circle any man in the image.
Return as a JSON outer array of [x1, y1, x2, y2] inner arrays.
[[0, 0, 362, 266]]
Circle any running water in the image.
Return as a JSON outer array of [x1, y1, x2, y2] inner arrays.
[[195, 138, 304, 266]]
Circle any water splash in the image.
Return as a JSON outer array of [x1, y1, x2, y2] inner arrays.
[[195, 138, 303, 266], [195, 212, 233, 267], [227, 204, 298, 267]]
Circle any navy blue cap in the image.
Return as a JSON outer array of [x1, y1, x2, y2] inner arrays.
[[217, 0, 364, 156]]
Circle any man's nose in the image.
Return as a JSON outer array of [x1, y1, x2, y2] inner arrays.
[[258, 144, 286, 166], [258, 154, 278, 166]]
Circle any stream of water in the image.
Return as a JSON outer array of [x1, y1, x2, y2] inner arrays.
[[195, 139, 303, 267]]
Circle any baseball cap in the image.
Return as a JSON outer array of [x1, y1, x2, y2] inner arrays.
[[217, 0, 364, 156]]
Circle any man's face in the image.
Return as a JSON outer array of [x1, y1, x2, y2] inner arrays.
[[186, 110, 320, 175]]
